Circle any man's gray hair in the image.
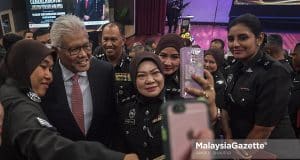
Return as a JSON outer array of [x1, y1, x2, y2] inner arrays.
[[50, 15, 86, 47]]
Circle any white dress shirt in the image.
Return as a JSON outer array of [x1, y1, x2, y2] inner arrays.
[[59, 60, 93, 134]]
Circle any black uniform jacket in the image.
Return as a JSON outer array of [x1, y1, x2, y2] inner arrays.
[[117, 95, 164, 160], [165, 72, 181, 100], [224, 51, 295, 139], [0, 78, 124, 160], [213, 70, 227, 109], [97, 53, 135, 104]]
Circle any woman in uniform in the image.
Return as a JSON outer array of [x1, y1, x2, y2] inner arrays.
[[156, 33, 184, 100], [118, 52, 165, 160], [204, 48, 226, 109], [118, 51, 219, 159], [204, 49, 228, 139], [0, 39, 137, 160], [224, 13, 296, 158]]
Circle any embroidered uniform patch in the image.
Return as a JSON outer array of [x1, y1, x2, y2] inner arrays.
[[36, 117, 53, 128]]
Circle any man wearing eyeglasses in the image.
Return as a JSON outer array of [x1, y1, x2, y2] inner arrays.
[[40, 15, 136, 159]]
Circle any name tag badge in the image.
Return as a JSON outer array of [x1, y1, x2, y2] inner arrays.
[[124, 119, 135, 125], [115, 73, 131, 81], [152, 114, 162, 123]]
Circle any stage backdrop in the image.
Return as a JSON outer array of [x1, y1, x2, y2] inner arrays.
[[182, 0, 233, 23]]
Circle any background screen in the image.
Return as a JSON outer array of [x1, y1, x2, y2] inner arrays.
[[234, 0, 300, 5], [26, 0, 109, 28]]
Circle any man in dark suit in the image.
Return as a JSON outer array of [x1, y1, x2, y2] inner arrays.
[[41, 15, 120, 149], [74, 0, 98, 21]]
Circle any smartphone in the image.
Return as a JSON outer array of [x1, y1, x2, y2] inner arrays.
[[180, 47, 204, 98], [161, 100, 210, 160]]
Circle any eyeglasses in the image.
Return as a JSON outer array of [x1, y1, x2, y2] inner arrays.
[[60, 42, 92, 56]]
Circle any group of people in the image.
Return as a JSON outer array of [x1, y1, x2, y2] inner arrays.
[[0, 12, 299, 160]]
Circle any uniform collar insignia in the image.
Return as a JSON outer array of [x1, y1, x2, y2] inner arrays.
[[128, 108, 136, 119], [245, 68, 253, 73], [26, 91, 41, 103]]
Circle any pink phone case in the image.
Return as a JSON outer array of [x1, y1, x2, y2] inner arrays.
[[180, 47, 204, 98], [167, 101, 209, 160]]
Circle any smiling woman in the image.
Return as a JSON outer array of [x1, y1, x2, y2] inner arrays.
[[0, 40, 137, 160], [117, 52, 166, 160]]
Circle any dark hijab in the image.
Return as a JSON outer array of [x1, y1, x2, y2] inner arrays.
[[204, 48, 224, 71], [5, 39, 56, 89], [155, 33, 184, 54], [129, 51, 164, 102]]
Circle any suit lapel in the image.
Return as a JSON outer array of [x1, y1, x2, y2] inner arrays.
[[86, 58, 98, 135], [53, 62, 70, 110]]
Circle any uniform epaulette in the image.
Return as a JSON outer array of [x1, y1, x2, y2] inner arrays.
[[96, 54, 105, 60], [224, 58, 237, 70], [257, 56, 273, 70], [125, 56, 131, 62], [120, 95, 136, 104]]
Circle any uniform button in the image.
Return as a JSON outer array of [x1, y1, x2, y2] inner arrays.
[[145, 110, 150, 115], [119, 90, 124, 94], [143, 142, 148, 147], [125, 131, 130, 134], [241, 98, 245, 102], [143, 125, 147, 131]]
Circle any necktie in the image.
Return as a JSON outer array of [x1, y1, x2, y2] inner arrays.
[[71, 74, 85, 134], [85, 0, 88, 9]]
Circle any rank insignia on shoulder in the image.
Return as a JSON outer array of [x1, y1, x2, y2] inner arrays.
[[36, 117, 53, 128]]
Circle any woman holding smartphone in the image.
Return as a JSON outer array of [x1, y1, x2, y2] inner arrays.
[[118, 51, 219, 159], [0, 40, 138, 160], [117, 52, 165, 160]]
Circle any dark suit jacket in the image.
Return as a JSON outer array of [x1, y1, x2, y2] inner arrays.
[[75, 0, 97, 20], [41, 57, 118, 148]]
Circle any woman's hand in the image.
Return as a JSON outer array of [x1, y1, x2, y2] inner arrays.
[[184, 70, 218, 122], [184, 70, 216, 106]]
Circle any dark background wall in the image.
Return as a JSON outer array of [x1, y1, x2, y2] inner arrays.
[[0, 0, 134, 33], [0, 0, 28, 32]]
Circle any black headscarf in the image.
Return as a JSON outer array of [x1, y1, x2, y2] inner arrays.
[[155, 33, 184, 54], [6, 39, 56, 89], [129, 51, 165, 102], [204, 48, 224, 70]]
